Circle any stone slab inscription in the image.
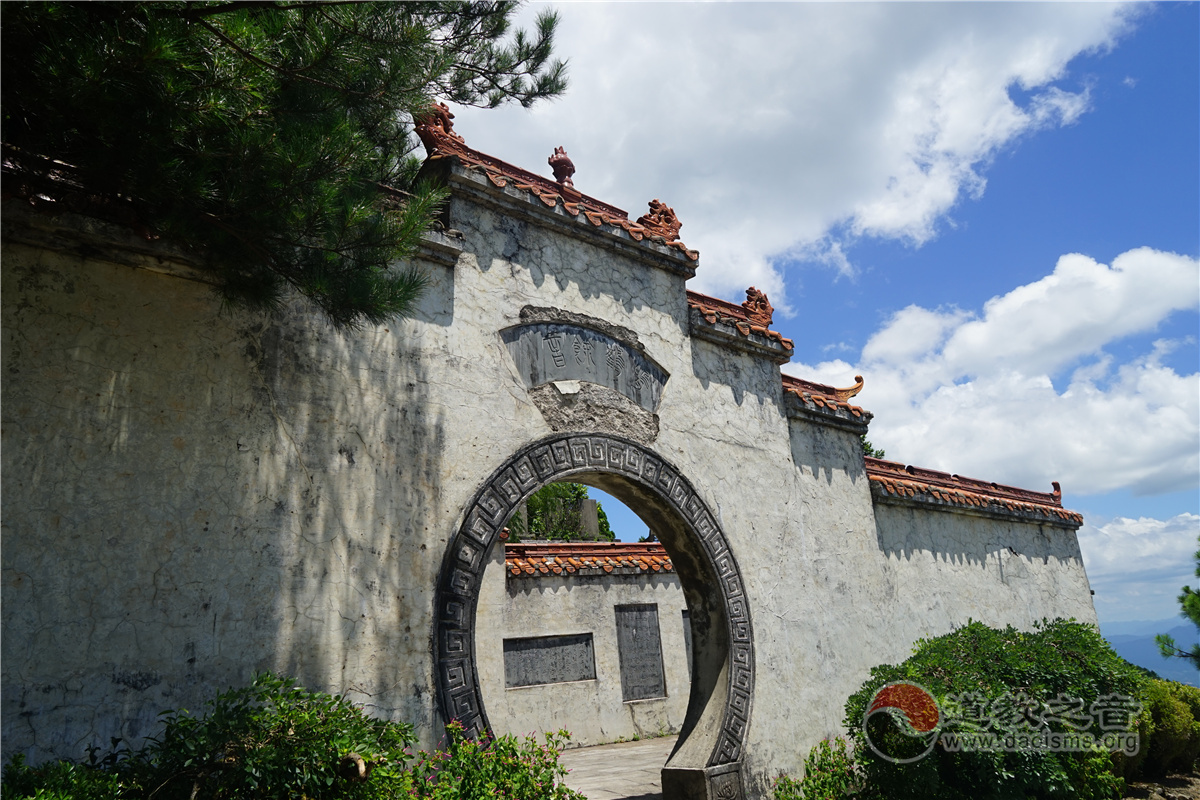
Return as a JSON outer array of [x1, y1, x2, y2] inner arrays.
[[503, 633, 596, 688], [615, 603, 667, 701], [502, 323, 667, 412]]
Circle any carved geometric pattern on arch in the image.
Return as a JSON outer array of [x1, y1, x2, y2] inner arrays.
[[434, 433, 754, 770]]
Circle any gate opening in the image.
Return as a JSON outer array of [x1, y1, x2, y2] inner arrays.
[[475, 482, 692, 752], [435, 435, 754, 799]]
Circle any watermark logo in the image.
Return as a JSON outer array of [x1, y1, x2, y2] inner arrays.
[[862, 685, 1141, 764], [863, 682, 942, 764]]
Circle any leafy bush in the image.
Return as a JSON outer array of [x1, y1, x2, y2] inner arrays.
[[1, 756, 131, 800], [402, 721, 583, 799], [842, 619, 1146, 800], [774, 737, 857, 800], [2, 674, 582, 800], [133, 672, 416, 799], [1136, 679, 1200, 777]]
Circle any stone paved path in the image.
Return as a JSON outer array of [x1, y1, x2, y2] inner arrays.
[[560, 735, 678, 800]]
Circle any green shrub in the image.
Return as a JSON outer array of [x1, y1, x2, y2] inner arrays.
[[124, 672, 416, 799], [842, 619, 1146, 800], [1, 755, 132, 800], [402, 721, 583, 799], [1138, 679, 1200, 776], [1, 673, 582, 800], [774, 737, 856, 799], [1110, 697, 1155, 780]]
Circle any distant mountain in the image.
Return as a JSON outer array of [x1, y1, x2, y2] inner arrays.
[[1100, 619, 1199, 687]]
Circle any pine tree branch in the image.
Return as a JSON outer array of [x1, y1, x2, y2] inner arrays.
[[3, 2, 566, 327], [180, 1, 372, 21], [196, 18, 369, 97]]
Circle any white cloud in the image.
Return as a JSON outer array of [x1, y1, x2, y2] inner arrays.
[[1081, 514, 1199, 580], [1079, 513, 1200, 622], [861, 305, 968, 365], [452, 3, 1138, 303], [939, 249, 1199, 379], [787, 247, 1200, 497]]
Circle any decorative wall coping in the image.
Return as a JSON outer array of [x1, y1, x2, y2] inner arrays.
[[865, 457, 1083, 528], [415, 104, 700, 268], [781, 373, 872, 434], [782, 373, 863, 404], [504, 540, 673, 578], [688, 307, 795, 364], [417, 229, 465, 268], [686, 291, 794, 359], [434, 158, 698, 278]]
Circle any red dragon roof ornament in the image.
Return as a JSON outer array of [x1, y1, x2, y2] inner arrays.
[[636, 198, 683, 242], [414, 102, 466, 156], [548, 146, 575, 189], [741, 287, 774, 327], [415, 104, 699, 261]]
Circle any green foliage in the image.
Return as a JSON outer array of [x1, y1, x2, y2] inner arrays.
[[860, 435, 886, 459], [2, 674, 585, 800], [595, 501, 614, 540], [843, 619, 1146, 800], [401, 721, 583, 799], [1136, 679, 1200, 777], [510, 482, 615, 541], [1156, 535, 1200, 669], [124, 672, 416, 798], [1, 755, 131, 800], [2, 1, 566, 328], [774, 737, 857, 800]]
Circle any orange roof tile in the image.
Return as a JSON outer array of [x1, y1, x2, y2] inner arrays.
[[505, 541, 674, 578], [416, 103, 699, 261], [865, 457, 1083, 526], [687, 289, 794, 350], [781, 373, 866, 417]]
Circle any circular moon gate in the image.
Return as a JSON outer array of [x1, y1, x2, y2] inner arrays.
[[434, 434, 754, 770]]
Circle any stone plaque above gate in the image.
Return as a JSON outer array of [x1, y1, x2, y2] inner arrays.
[[501, 323, 668, 412]]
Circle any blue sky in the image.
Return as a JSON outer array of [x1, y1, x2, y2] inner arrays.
[[458, 2, 1199, 627]]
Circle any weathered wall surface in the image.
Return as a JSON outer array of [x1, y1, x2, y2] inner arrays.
[[476, 545, 691, 747], [871, 500, 1096, 634], [1, 224, 457, 759], [1, 151, 1097, 799]]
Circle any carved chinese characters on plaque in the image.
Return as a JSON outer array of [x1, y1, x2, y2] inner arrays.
[[501, 323, 668, 412], [615, 603, 667, 701]]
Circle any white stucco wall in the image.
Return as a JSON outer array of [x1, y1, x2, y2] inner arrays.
[[1, 164, 1097, 798], [476, 545, 691, 748], [871, 500, 1097, 635]]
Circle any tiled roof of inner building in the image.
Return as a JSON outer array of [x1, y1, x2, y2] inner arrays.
[[416, 106, 698, 261], [781, 373, 866, 416], [687, 290, 794, 350], [505, 540, 673, 577], [864, 457, 1083, 524]]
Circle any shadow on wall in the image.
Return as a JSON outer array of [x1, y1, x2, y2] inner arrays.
[[462, 198, 681, 323], [689, 338, 783, 408], [246, 286, 450, 730], [506, 572, 682, 599], [787, 417, 867, 489], [0, 241, 455, 761], [870, 502, 1085, 571], [868, 501, 1093, 634]]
